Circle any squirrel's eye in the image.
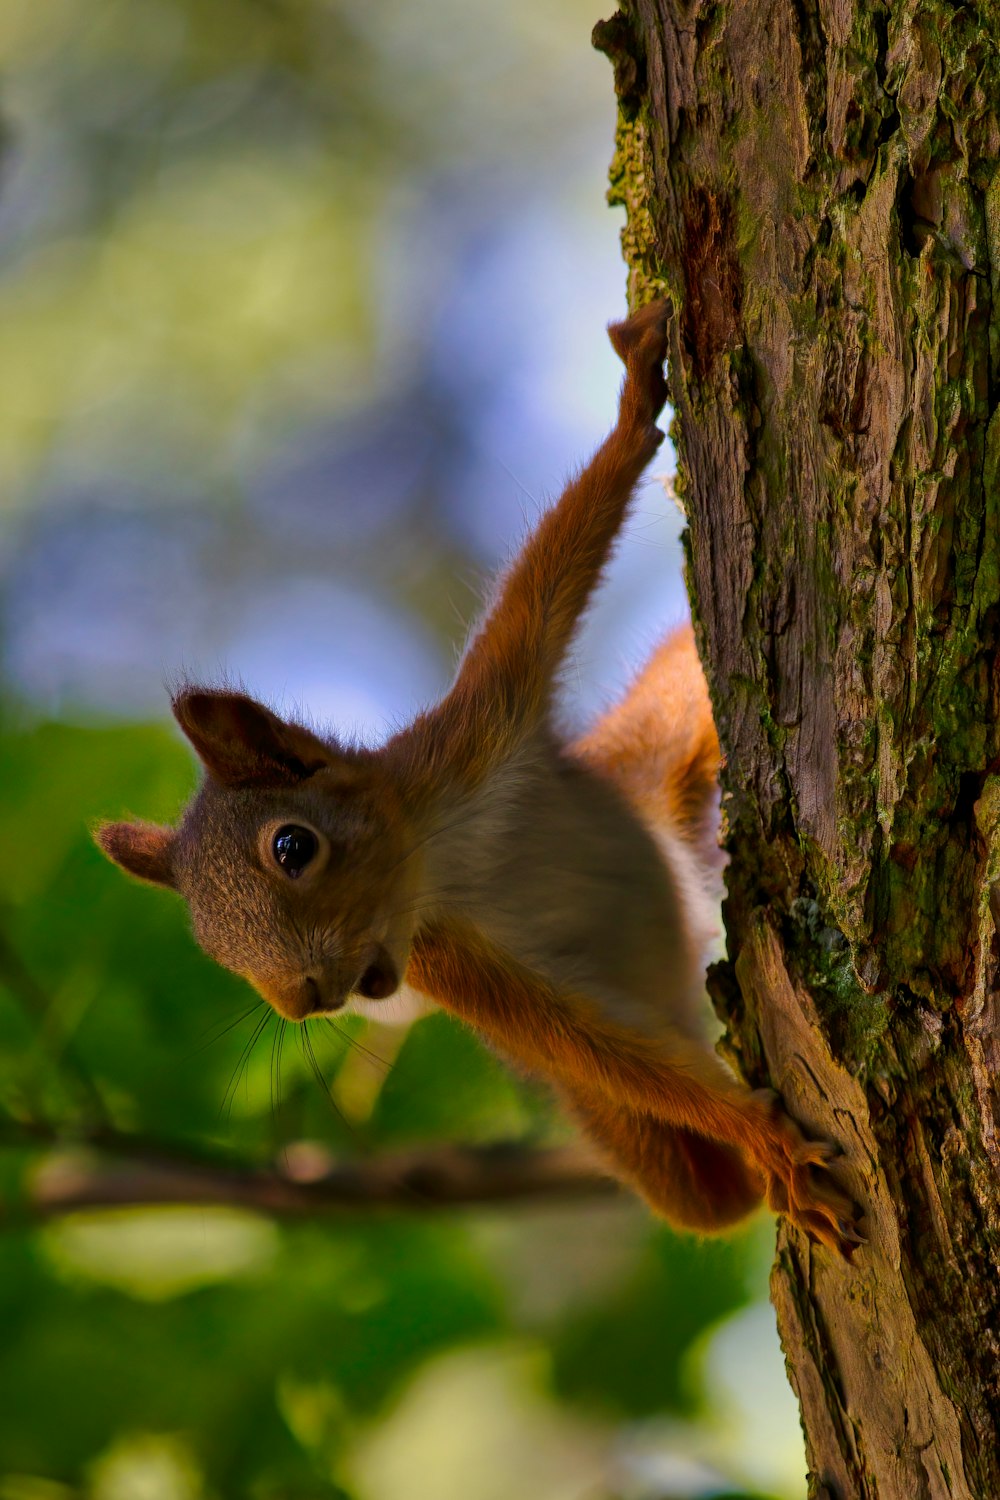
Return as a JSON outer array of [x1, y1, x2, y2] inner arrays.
[[272, 824, 319, 878]]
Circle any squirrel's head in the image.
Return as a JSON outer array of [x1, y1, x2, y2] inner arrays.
[[96, 690, 423, 1021]]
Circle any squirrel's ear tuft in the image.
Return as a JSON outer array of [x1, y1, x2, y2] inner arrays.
[[172, 690, 331, 787], [96, 821, 177, 889]]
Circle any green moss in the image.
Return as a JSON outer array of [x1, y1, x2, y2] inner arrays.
[[986, 167, 1000, 374], [606, 107, 664, 302], [972, 407, 1000, 619], [787, 898, 890, 1070]]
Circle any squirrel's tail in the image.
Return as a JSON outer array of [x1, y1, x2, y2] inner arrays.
[[572, 623, 720, 851]]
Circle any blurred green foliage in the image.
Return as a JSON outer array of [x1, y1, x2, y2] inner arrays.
[[0, 0, 804, 1496], [0, 719, 797, 1498]]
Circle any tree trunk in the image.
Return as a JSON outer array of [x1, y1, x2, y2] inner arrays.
[[595, 3, 1000, 1495]]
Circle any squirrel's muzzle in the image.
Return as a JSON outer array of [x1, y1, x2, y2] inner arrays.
[[253, 944, 400, 1020]]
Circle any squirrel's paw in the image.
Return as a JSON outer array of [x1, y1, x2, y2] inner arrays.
[[607, 299, 669, 437], [752, 1090, 865, 1259]]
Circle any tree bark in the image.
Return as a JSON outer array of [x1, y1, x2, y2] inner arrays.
[[596, 3, 1000, 1495]]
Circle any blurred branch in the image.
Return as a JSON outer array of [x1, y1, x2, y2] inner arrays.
[[0, 1126, 620, 1222]]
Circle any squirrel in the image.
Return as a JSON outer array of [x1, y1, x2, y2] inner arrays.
[[97, 300, 861, 1255]]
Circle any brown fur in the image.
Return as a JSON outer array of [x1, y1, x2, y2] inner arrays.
[[97, 301, 860, 1253]]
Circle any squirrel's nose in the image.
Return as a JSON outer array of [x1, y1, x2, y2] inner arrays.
[[260, 947, 400, 1019], [256, 970, 347, 1021], [302, 975, 345, 1015]]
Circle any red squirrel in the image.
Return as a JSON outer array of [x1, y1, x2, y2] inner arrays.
[[98, 301, 860, 1254]]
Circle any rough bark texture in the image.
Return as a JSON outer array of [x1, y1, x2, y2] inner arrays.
[[596, 2, 1000, 1495]]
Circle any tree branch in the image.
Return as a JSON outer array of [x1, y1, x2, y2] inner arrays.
[[4, 1135, 620, 1222]]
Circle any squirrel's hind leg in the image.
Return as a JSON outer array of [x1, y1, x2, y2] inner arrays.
[[565, 1086, 764, 1232]]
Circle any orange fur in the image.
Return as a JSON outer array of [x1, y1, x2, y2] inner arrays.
[[574, 625, 720, 847], [407, 922, 855, 1246], [98, 301, 860, 1254]]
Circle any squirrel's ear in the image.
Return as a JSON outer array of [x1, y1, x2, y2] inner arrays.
[[172, 690, 331, 787], [95, 821, 177, 889]]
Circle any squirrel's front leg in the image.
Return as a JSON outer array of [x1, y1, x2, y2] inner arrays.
[[392, 300, 671, 790], [456, 298, 670, 710]]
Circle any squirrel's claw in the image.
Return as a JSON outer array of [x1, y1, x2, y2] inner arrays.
[[607, 299, 669, 435], [774, 1165, 865, 1259], [837, 1216, 867, 1246], [607, 298, 669, 364], [751, 1093, 865, 1259]]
